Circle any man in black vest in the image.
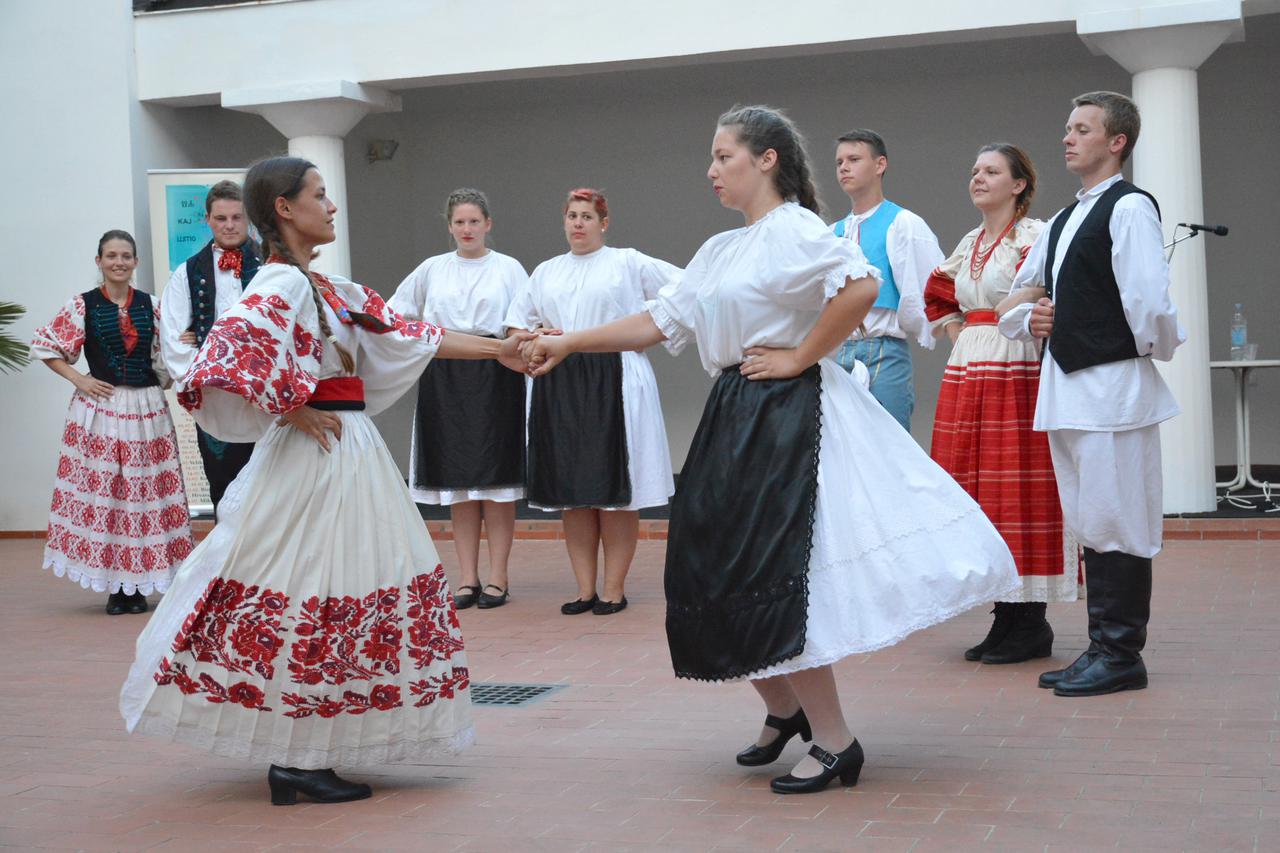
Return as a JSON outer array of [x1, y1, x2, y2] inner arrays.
[[998, 91, 1184, 697], [158, 180, 262, 516]]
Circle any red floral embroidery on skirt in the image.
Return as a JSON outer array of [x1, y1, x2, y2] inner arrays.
[[155, 567, 464, 718]]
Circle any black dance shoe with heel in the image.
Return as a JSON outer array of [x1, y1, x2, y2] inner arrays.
[[126, 592, 149, 614], [736, 709, 812, 766], [770, 740, 864, 794], [267, 765, 372, 805], [453, 585, 481, 610]]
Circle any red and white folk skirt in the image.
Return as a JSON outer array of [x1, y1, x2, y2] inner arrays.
[[42, 387, 193, 595], [119, 402, 473, 768], [930, 317, 1080, 603]]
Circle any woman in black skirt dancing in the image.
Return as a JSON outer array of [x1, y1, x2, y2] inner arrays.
[[525, 106, 1019, 793]]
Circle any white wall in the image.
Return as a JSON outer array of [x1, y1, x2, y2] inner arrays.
[[0, 1, 139, 530]]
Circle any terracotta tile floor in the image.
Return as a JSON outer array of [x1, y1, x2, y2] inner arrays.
[[2, 537, 1278, 852]]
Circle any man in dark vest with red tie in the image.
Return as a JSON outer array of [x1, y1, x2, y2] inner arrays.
[[158, 180, 262, 516], [998, 91, 1185, 696]]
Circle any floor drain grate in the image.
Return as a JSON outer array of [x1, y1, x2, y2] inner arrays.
[[470, 682, 566, 707]]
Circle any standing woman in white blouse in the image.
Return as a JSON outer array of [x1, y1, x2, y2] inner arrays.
[[505, 189, 677, 616], [390, 189, 529, 610], [525, 107, 1018, 794]]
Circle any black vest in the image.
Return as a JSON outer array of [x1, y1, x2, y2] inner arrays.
[[82, 288, 160, 388], [1045, 179, 1161, 374], [184, 239, 262, 346]]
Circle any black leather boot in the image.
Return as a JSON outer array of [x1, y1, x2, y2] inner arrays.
[[1040, 547, 1103, 688], [267, 766, 372, 805], [1055, 552, 1151, 697], [105, 592, 128, 615], [981, 602, 1053, 664], [964, 602, 1016, 661]]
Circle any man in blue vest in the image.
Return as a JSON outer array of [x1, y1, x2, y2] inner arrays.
[[999, 91, 1184, 696], [831, 129, 943, 432], [158, 180, 262, 516]]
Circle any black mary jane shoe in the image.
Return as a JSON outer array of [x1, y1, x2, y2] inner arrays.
[[453, 585, 481, 610], [126, 592, 149, 614], [476, 584, 509, 609], [105, 592, 128, 615], [592, 596, 628, 615], [267, 765, 372, 805], [736, 708, 812, 766], [561, 594, 598, 615], [770, 740, 864, 795]]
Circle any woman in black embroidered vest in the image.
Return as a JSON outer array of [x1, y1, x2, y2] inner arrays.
[[31, 230, 194, 615], [525, 106, 1020, 794]]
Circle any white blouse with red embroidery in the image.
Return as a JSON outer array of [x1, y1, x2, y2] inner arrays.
[[178, 263, 444, 443]]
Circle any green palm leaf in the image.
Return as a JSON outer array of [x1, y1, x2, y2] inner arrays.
[[0, 301, 31, 373]]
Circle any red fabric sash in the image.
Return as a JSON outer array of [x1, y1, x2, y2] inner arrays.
[[310, 377, 365, 404], [964, 310, 998, 326]]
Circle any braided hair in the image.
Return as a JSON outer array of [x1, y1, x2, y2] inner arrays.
[[717, 105, 822, 215], [243, 157, 355, 375]]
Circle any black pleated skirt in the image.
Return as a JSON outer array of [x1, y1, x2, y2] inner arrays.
[[526, 351, 630, 508], [665, 364, 822, 681], [411, 357, 525, 491]]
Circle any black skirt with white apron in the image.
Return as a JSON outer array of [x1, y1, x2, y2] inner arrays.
[[664, 364, 822, 681], [526, 352, 630, 509]]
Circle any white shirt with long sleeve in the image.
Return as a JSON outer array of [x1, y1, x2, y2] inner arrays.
[[999, 173, 1185, 432], [158, 245, 247, 383], [835, 202, 944, 349], [388, 250, 528, 336], [505, 245, 678, 511]]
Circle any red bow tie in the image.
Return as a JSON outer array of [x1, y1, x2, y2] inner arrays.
[[218, 248, 244, 278]]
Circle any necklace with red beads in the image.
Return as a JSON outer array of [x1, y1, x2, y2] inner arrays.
[[968, 217, 1017, 281]]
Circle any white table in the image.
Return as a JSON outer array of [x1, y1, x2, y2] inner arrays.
[[1209, 359, 1280, 490]]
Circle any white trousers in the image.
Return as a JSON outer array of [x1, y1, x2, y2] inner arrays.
[[1047, 425, 1163, 559]]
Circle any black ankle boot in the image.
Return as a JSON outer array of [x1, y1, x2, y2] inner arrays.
[[267, 765, 372, 805], [964, 602, 1016, 661], [126, 592, 149, 614], [981, 603, 1053, 664], [1041, 547, 1104, 688], [770, 740, 864, 794], [1055, 553, 1151, 697], [736, 709, 812, 766], [105, 592, 128, 615]]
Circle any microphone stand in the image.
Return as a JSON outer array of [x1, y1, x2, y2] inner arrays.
[[1164, 225, 1200, 263]]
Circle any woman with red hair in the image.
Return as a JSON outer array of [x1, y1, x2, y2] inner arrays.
[[505, 188, 678, 615]]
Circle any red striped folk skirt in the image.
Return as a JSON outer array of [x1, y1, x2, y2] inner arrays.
[[929, 317, 1079, 602]]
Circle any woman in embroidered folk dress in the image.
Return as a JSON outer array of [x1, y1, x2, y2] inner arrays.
[[924, 144, 1079, 665], [32, 230, 193, 616], [526, 107, 1019, 794], [119, 158, 530, 805], [389, 189, 528, 611], [504, 188, 677, 616]]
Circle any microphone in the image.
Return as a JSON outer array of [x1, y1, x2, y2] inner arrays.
[[1179, 223, 1229, 236]]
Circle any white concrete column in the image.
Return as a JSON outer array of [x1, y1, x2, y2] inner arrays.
[[1078, 1, 1243, 514], [222, 81, 401, 278]]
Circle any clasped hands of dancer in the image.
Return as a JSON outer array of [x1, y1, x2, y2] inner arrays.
[[278, 329, 539, 452], [519, 327, 809, 381]]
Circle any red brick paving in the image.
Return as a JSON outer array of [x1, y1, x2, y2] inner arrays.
[[2, 537, 1278, 851]]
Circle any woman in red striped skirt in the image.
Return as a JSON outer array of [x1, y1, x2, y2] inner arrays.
[[924, 143, 1080, 664]]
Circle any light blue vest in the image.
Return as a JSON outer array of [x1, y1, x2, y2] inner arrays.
[[833, 200, 903, 311]]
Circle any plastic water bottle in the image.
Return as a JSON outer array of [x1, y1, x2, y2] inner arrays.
[[1230, 304, 1248, 360]]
